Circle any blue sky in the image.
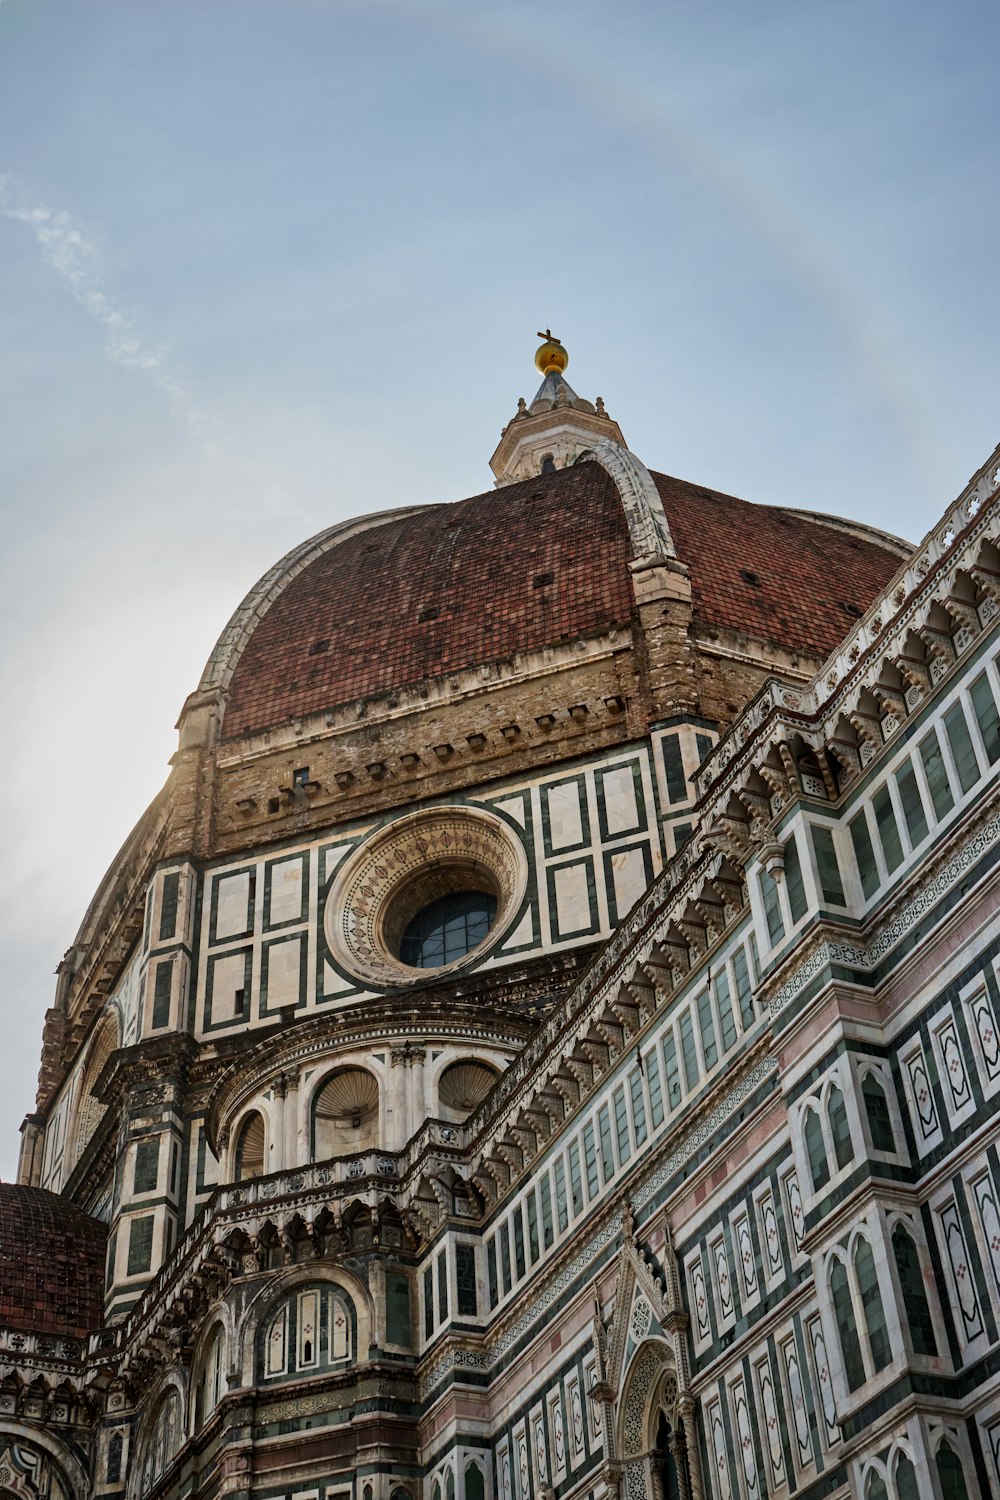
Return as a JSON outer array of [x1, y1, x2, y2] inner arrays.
[[0, 0, 997, 1178]]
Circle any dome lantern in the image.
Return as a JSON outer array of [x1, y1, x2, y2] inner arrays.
[[490, 331, 626, 486]]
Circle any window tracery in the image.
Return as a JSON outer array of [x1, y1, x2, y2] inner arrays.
[[194, 1323, 226, 1430], [138, 1389, 182, 1494]]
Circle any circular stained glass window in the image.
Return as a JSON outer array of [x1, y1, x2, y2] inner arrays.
[[399, 890, 498, 970]]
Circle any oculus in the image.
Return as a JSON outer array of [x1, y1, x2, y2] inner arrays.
[[400, 890, 498, 969], [325, 806, 527, 988]]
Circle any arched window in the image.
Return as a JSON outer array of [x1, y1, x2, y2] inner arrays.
[[194, 1323, 226, 1429], [863, 1074, 896, 1153], [234, 1112, 265, 1180], [655, 1410, 681, 1500], [935, 1439, 970, 1499], [855, 1238, 891, 1372], [139, 1389, 182, 1493], [438, 1060, 499, 1123], [828, 1086, 854, 1171], [892, 1225, 937, 1356], [864, 1471, 888, 1500], [106, 1432, 123, 1485], [445, 1473, 455, 1500], [464, 1465, 485, 1500], [804, 1108, 830, 1193], [893, 1454, 920, 1500], [258, 1283, 356, 1381], [830, 1258, 864, 1390], [312, 1068, 379, 1156]]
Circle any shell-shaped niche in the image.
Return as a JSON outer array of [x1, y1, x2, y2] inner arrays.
[[313, 1068, 380, 1156], [235, 1112, 266, 1180], [438, 1060, 498, 1122]]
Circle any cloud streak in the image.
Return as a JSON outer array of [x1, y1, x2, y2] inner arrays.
[[0, 174, 213, 437]]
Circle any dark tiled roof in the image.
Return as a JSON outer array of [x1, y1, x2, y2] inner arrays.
[[223, 462, 634, 739], [0, 1184, 106, 1338], [654, 473, 903, 659], [221, 461, 903, 740]]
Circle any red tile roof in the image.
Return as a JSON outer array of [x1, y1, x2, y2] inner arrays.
[[0, 1185, 106, 1338], [221, 462, 904, 740], [654, 472, 903, 659], [223, 462, 634, 739]]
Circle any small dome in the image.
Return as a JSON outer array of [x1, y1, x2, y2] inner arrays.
[[0, 1184, 106, 1338]]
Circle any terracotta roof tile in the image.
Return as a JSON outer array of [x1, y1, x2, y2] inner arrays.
[[223, 463, 634, 739], [0, 1185, 106, 1338], [654, 473, 902, 658], [221, 461, 904, 739]]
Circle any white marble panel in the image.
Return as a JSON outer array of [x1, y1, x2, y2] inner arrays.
[[553, 863, 591, 935], [212, 952, 247, 1014], [547, 782, 584, 851], [610, 847, 646, 917], [493, 795, 527, 827], [266, 937, 302, 1008], [216, 871, 251, 939], [269, 858, 303, 924], [499, 908, 534, 952], [602, 766, 639, 835], [323, 959, 354, 996]]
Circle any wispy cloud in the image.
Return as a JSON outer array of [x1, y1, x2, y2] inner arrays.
[[0, 174, 213, 438]]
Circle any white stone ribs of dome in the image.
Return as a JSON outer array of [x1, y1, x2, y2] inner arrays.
[[192, 503, 431, 702], [578, 439, 677, 564]]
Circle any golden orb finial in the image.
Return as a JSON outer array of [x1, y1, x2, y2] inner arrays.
[[535, 329, 568, 376]]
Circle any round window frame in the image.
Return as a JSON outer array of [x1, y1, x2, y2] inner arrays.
[[324, 806, 528, 989]]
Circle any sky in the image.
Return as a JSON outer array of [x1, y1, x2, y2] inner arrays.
[[0, 0, 998, 1181]]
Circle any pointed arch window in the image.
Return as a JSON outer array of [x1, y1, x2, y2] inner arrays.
[[893, 1454, 920, 1500], [864, 1472, 888, 1500], [106, 1432, 123, 1486], [139, 1389, 182, 1493], [935, 1439, 970, 1499], [855, 1238, 891, 1372], [464, 1465, 485, 1500], [195, 1323, 226, 1429], [234, 1112, 265, 1180], [830, 1257, 864, 1391], [891, 1225, 937, 1355], [827, 1086, 854, 1172], [804, 1108, 830, 1193], [863, 1074, 896, 1153]]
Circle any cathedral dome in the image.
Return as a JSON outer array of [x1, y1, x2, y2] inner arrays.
[[0, 1185, 106, 1338], [210, 459, 906, 741]]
